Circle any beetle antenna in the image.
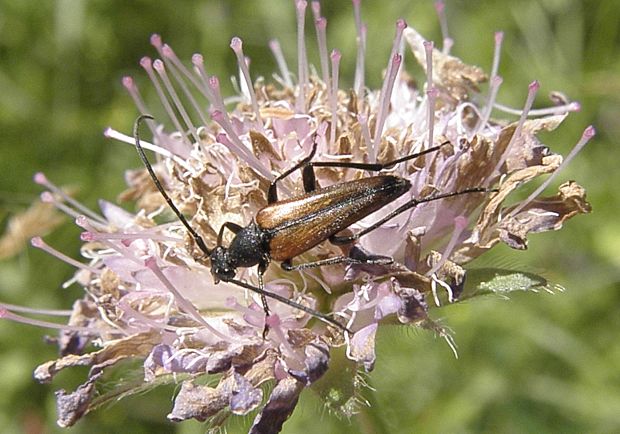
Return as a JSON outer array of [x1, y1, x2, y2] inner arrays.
[[133, 115, 211, 255], [382, 140, 450, 168]]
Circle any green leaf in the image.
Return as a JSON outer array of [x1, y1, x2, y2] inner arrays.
[[460, 268, 561, 300]]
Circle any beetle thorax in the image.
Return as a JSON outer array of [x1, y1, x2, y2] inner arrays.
[[209, 222, 269, 283], [226, 222, 269, 268]]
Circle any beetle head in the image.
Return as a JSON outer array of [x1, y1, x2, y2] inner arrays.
[[210, 246, 236, 283]]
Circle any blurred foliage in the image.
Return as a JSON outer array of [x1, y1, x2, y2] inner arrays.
[[0, 0, 618, 433]]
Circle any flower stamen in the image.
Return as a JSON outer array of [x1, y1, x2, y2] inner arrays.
[[31, 236, 100, 274], [507, 125, 595, 218], [269, 39, 293, 88], [230, 37, 264, 130], [491, 80, 540, 179]]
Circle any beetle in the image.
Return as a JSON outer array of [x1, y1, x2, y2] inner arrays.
[[133, 115, 491, 334]]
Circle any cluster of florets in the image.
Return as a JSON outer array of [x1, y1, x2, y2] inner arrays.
[[1, 1, 591, 432]]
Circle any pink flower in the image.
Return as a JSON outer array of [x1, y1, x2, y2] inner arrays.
[[1, 1, 592, 432]]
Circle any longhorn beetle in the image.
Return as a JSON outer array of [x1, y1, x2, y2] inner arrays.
[[134, 115, 492, 335]]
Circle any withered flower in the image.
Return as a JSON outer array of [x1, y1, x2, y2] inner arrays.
[[1, 1, 592, 432]]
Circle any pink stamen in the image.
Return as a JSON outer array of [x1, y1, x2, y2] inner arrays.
[[161, 44, 215, 105], [0, 307, 97, 333], [40, 192, 108, 232], [424, 40, 438, 152], [491, 80, 540, 178], [151, 37, 210, 129], [207, 75, 226, 113], [0, 302, 72, 317], [426, 87, 439, 151], [230, 37, 263, 129], [76, 215, 154, 267], [31, 237, 100, 273], [268, 39, 293, 88], [81, 230, 182, 245], [150, 33, 163, 52], [310, 0, 321, 19], [352, 0, 366, 97], [153, 59, 199, 144], [210, 112, 272, 180], [491, 31, 504, 79], [144, 257, 235, 342], [140, 57, 189, 147], [74, 215, 117, 240], [475, 75, 503, 136], [157, 47, 215, 142], [190, 54, 217, 104], [357, 114, 373, 160], [424, 39, 434, 90], [121, 76, 151, 119], [434, 1, 452, 54], [330, 50, 341, 146], [494, 101, 581, 117], [75, 214, 91, 229], [103, 127, 192, 170], [295, 0, 309, 112], [426, 216, 468, 277], [40, 191, 79, 219], [372, 53, 403, 158], [372, 19, 407, 155], [212, 118, 254, 162], [508, 125, 595, 217], [314, 17, 330, 86], [34, 172, 105, 224]]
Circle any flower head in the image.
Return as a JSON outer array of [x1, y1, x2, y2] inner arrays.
[[2, 1, 592, 432]]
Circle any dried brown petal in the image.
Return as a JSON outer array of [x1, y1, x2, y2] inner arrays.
[[35, 332, 158, 383], [495, 115, 567, 174], [288, 340, 330, 385], [168, 380, 229, 422], [229, 372, 264, 415], [251, 130, 283, 162], [424, 251, 466, 298], [55, 372, 102, 428], [349, 324, 377, 371], [58, 299, 98, 356], [169, 350, 278, 423], [404, 228, 425, 271], [250, 377, 304, 434], [393, 280, 428, 324], [497, 181, 591, 249], [454, 154, 564, 262], [259, 106, 295, 119], [404, 27, 487, 103]]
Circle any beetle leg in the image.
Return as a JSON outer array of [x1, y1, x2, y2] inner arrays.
[[330, 187, 492, 245], [267, 137, 441, 202], [216, 221, 243, 246], [281, 253, 392, 271], [291, 143, 447, 196], [307, 142, 447, 172], [257, 272, 270, 339], [267, 137, 319, 203], [256, 262, 272, 338]]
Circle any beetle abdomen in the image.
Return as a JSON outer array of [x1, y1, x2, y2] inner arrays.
[[256, 175, 410, 261]]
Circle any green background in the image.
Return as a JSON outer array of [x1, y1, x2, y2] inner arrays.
[[1, 0, 618, 433]]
